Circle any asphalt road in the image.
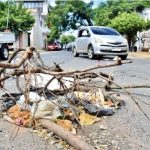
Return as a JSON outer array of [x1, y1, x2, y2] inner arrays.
[[1, 50, 150, 149], [42, 50, 150, 86]]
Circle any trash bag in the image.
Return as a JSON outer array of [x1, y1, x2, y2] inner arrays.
[[82, 100, 114, 116], [1, 93, 22, 111]]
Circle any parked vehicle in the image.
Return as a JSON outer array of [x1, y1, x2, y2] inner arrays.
[[73, 26, 129, 59], [134, 31, 150, 52], [47, 43, 61, 51], [0, 32, 15, 60], [66, 42, 74, 51]]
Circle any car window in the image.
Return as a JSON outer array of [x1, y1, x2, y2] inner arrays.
[[90, 27, 120, 36], [78, 29, 90, 37], [82, 30, 88, 36]]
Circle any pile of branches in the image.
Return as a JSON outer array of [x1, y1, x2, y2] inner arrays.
[[0, 47, 147, 150]]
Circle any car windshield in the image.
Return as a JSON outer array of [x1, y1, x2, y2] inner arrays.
[[90, 27, 120, 36]]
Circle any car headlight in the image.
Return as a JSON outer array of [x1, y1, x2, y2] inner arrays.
[[94, 37, 103, 43], [123, 38, 128, 44]]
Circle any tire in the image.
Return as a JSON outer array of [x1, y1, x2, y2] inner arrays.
[[0, 46, 9, 60], [73, 47, 79, 57], [88, 45, 95, 59], [119, 55, 127, 60]]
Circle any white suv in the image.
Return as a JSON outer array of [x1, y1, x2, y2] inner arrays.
[[73, 26, 129, 59]]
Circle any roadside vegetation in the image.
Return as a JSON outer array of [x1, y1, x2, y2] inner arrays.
[[47, 0, 93, 43], [48, 0, 150, 50], [94, 0, 150, 50], [60, 35, 75, 47], [0, 1, 35, 34]]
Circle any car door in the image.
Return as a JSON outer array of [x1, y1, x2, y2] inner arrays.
[[75, 29, 90, 53], [80, 29, 90, 53], [75, 29, 83, 52]]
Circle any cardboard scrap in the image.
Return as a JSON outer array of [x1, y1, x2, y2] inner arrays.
[[8, 105, 31, 127]]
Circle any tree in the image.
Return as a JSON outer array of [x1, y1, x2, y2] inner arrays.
[[47, 0, 93, 41], [146, 20, 150, 30], [109, 12, 146, 50], [0, 1, 35, 33], [94, 0, 150, 26], [47, 26, 59, 43], [60, 35, 75, 45]]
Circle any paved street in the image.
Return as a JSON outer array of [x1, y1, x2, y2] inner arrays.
[[1, 49, 150, 149], [42, 50, 150, 86]]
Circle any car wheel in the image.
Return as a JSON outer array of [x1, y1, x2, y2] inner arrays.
[[88, 45, 95, 59], [119, 55, 127, 60], [73, 47, 79, 57], [0, 46, 9, 60]]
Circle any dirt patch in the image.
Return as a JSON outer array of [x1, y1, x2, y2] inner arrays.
[[129, 52, 150, 59]]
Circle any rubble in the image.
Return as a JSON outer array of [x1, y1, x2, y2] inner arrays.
[[0, 47, 133, 150]]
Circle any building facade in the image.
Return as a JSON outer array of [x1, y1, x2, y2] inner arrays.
[[15, 0, 49, 50], [134, 8, 150, 51]]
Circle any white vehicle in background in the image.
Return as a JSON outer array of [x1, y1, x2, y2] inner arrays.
[[0, 31, 15, 60], [134, 31, 150, 52], [66, 42, 74, 51], [73, 26, 129, 59]]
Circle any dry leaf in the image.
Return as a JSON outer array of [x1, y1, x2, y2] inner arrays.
[[56, 119, 76, 134], [79, 112, 100, 126], [8, 105, 31, 127]]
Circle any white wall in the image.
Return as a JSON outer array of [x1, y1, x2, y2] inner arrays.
[[30, 10, 49, 49], [15, 1, 49, 50], [141, 8, 150, 20]]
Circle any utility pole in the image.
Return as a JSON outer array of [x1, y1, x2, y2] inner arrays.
[[6, 1, 10, 30]]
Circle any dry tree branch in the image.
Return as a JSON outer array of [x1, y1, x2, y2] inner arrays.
[[0, 59, 132, 83], [111, 84, 150, 89], [0, 48, 25, 75], [39, 119, 96, 150], [0, 47, 35, 69]]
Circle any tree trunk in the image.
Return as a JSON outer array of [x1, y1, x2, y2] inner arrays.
[[39, 119, 96, 150], [127, 35, 132, 51]]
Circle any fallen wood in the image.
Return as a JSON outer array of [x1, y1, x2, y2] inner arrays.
[[0, 60, 132, 83], [39, 119, 96, 150], [2, 47, 150, 149], [0, 47, 34, 69], [111, 84, 150, 89]]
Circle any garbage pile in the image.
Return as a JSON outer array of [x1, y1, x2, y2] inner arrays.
[[0, 47, 131, 150], [1, 84, 123, 128]]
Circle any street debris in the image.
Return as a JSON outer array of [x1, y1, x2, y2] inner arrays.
[[0, 47, 135, 150]]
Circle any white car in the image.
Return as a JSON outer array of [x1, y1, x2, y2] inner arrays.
[[66, 42, 74, 51], [73, 26, 129, 59]]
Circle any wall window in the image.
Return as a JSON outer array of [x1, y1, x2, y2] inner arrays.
[[24, 2, 43, 11], [40, 21, 42, 27]]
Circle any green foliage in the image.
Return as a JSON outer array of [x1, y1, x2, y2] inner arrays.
[[47, 0, 93, 41], [146, 20, 150, 30], [109, 12, 146, 50], [47, 26, 59, 43], [94, 0, 150, 26], [109, 12, 145, 35], [0, 2, 35, 33], [60, 35, 75, 44]]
